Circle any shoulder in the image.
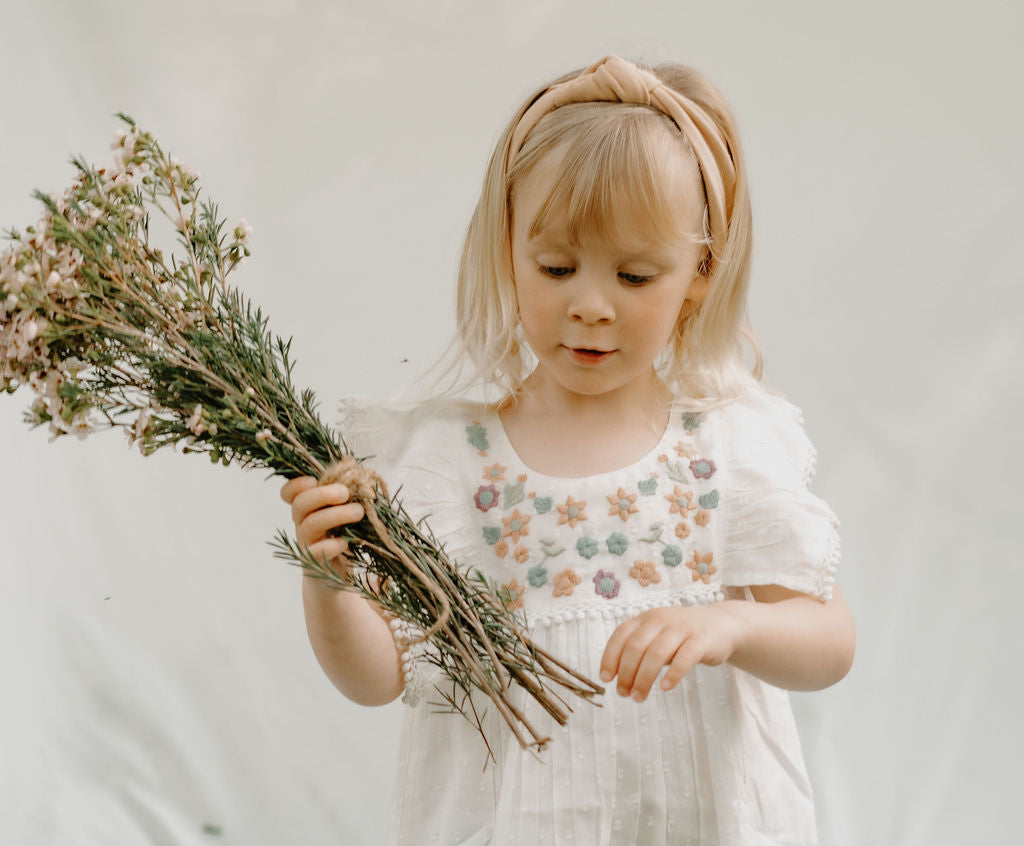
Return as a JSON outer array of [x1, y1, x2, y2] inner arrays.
[[708, 385, 817, 490], [337, 394, 488, 475], [706, 386, 840, 600]]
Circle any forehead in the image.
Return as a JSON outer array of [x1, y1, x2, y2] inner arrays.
[[510, 129, 705, 252]]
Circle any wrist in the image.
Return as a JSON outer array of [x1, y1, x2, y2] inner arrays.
[[714, 599, 754, 664], [302, 564, 355, 599]]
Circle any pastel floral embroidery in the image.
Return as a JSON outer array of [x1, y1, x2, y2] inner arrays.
[[527, 565, 548, 588], [664, 459, 689, 484], [474, 484, 500, 512], [673, 440, 697, 459], [482, 526, 501, 545], [556, 495, 588, 529], [666, 486, 697, 517], [686, 550, 717, 584], [466, 422, 489, 455], [576, 535, 599, 559], [494, 539, 509, 559], [593, 569, 621, 599], [639, 521, 664, 544], [482, 462, 507, 482], [552, 568, 581, 597], [607, 487, 639, 522], [682, 412, 701, 432], [629, 559, 661, 587], [514, 545, 529, 563], [537, 537, 565, 566], [690, 458, 717, 480], [533, 496, 553, 514], [662, 545, 683, 567], [606, 532, 628, 555], [699, 490, 719, 510], [637, 477, 658, 496], [499, 578, 526, 610], [504, 478, 526, 508], [694, 509, 710, 527], [675, 522, 691, 540], [501, 508, 531, 543]]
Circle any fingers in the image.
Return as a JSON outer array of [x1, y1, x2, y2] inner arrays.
[[599, 617, 637, 681], [298, 502, 366, 547], [290, 483, 354, 525], [618, 629, 684, 701], [660, 639, 705, 693], [599, 616, 657, 694], [599, 608, 709, 702], [305, 537, 352, 565], [280, 476, 316, 504], [281, 480, 366, 551], [630, 631, 700, 701]]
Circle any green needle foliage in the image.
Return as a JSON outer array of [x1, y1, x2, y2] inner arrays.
[[0, 116, 604, 760]]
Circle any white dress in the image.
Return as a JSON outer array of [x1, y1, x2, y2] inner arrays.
[[338, 387, 840, 846]]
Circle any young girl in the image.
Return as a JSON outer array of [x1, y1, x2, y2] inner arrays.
[[282, 55, 855, 845]]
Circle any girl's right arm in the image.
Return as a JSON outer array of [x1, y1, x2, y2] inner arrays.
[[281, 477, 405, 707]]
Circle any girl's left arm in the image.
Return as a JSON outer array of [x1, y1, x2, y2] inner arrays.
[[600, 586, 855, 701], [720, 584, 856, 691]]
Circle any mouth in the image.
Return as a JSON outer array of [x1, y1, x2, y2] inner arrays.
[[565, 346, 615, 365]]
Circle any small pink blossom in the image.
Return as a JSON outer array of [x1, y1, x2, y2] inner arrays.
[[134, 408, 152, 441], [186, 403, 205, 436]]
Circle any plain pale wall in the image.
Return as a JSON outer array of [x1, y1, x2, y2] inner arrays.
[[1, 1, 1022, 844]]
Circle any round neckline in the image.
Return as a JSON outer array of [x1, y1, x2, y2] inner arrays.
[[487, 406, 679, 482]]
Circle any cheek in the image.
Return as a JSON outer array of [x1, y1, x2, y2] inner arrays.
[[635, 298, 684, 339], [515, 281, 554, 335]]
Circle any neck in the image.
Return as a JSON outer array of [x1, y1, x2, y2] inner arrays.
[[507, 366, 672, 427]]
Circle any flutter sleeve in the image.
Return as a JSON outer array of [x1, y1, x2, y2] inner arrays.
[[336, 396, 481, 706], [715, 389, 841, 601]]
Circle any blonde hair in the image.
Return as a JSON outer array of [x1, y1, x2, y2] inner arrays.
[[433, 60, 763, 412]]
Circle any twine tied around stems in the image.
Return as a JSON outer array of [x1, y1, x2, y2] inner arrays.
[[319, 456, 452, 645]]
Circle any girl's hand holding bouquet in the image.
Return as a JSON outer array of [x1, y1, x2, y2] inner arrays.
[[282, 478, 365, 579]]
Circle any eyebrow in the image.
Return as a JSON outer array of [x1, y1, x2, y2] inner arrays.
[[529, 231, 676, 261]]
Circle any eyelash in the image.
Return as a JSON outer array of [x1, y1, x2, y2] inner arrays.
[[539, 266, 652, 286]]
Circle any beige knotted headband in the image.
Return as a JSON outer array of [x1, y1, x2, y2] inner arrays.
[[507, 54, 736, 273]]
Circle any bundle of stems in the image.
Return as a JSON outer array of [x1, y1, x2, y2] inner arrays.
[[0, 115, 604, 760]]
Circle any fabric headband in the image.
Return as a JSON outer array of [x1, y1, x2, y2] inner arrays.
[[507, 54, 736, 272]]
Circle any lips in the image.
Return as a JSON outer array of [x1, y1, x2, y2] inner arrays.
[[565, 346, 615, 366]]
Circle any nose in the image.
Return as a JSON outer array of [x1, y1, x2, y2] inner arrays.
[[567, 277, 615, 325]]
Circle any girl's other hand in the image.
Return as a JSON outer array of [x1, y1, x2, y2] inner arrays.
[[279, 477, 366, 567], [598, 605, 740, 702]]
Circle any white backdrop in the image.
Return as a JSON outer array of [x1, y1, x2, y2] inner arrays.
[[2, 1, 1022, 844]]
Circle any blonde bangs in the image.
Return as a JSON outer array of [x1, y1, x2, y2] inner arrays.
[[512, 103, 702, 253]]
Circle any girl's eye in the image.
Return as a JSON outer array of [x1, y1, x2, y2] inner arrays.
[[538, 266, 653, 285]]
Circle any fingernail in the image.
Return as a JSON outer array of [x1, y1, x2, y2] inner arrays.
[[599, 670, 612, 682], [632, 691, 644, 702]]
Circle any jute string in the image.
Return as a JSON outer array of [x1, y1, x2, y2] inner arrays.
[[320, 456, 452, 645]]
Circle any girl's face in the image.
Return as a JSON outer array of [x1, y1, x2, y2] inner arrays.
[[510, 145, 706, 407]]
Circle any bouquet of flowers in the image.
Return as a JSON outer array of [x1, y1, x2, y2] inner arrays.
[[0, 115, 604, 760]]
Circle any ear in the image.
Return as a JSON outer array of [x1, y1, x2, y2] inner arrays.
[[677, 270, 710, 321], [685, 273, 710, 303]]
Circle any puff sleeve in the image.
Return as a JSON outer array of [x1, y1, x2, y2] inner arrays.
[[336, 396, 481, 706], [715, 389, 840, 601]]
